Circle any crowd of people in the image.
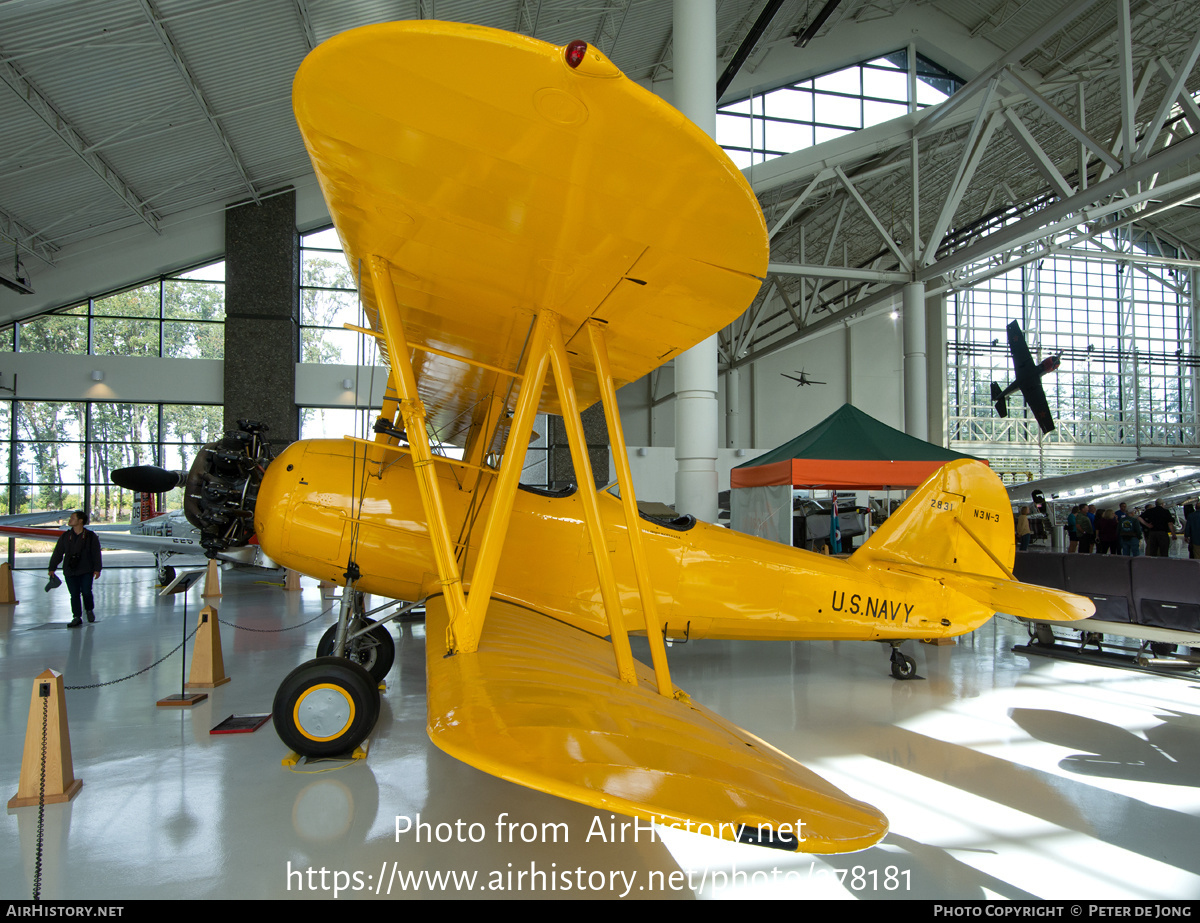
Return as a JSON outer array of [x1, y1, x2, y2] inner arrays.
[[1048, 499, 1200, 558]]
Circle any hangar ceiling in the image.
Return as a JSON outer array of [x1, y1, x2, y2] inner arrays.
[[2, 0, 1199, 370]]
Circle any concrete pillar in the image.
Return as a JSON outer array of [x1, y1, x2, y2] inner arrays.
[[672, 0, 719, 521], [223, 189, 299, 443], [547, 405, 610, 490], [902, 281, 928, 439], [925, 291, 947, 446], [844, 322, 854, 405], [725, 367, 740, 447]]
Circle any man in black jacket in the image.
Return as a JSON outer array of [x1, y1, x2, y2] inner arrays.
[[48, 510, 103, 627]]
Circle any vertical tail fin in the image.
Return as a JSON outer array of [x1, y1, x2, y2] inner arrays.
[[131, 492, 155, 528], [855, 460, 1094, 624], [855, 459, 1014, 578]]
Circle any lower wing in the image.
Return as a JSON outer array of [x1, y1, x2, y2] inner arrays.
[[424, 595, 888, 854]]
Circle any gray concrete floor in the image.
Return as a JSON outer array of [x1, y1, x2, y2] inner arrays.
[[2, 566, 1199, 900]]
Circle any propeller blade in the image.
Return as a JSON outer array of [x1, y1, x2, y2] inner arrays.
[[111, 466, 186, 493]]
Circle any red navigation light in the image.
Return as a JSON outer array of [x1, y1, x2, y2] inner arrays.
[[565, 40, 588, 68]]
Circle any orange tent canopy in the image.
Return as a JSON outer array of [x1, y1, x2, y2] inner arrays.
[[731, 404, 983, 490]]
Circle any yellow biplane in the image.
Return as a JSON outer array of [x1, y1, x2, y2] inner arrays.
[[189, 22, 1093, 855]]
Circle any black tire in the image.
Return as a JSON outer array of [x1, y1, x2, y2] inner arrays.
[[890, 654, 916, 680], [158, 565, 176, 586], [315, 618, 395, 682], [273, 657, 380, 758], [1150, 641, 1178, 656]]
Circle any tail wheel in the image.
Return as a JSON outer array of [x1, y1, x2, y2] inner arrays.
[[316, 618, 396, 682], [890, 654, 917, 680], [273, 657, 380, 757]]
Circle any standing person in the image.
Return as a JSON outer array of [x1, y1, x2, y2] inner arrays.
[[1185, 505, 1200, 560], [1016, 506, 1033, 551], [48, 510, 102, 627], [1140, 499, 1174, 558], [1118, 507, 1142, 556], [1075, 503, 1094, 553], [1066, 505, 1079, 553], [1096, 509, 1119, 554]]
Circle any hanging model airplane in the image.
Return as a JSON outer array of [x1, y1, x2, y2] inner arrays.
[[991, 320, 1061, 433], [149, 22, 1093, 856], [781, 369, 825, 386]]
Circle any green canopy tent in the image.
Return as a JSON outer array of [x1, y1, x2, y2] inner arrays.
[[730, 404, 982, 546]]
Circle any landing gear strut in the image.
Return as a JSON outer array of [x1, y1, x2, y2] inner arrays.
[[315, 591, 395, 683]]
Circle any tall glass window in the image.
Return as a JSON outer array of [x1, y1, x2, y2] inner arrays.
[[9, 261, 225, 358], [0, 261, 227, 564], [300, 228, 372, 365], [948, 230, 1196, 476]]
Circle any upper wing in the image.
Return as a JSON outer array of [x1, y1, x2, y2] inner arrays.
[[293, 22, 767, 447], [425, 596, 888, 854], [1007, 320, 1036, 375]]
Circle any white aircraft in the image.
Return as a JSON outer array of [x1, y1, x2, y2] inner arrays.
[[0, 465, 274, 583]]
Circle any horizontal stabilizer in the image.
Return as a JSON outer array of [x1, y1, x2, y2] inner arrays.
[[895, 567, 1094, 623], [425, 596, 887, 854], [991, 382, 1008, 417]]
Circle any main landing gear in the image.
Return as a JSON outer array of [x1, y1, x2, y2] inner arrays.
[[273, 657, 380, 757], [315, 604, 395, 682], [272, 569, 394, 758]]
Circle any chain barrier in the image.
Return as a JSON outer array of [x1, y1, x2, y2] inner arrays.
[[32, 690, 47, 901], [63, 624, 200, 691], [215, 603, 335, 634]]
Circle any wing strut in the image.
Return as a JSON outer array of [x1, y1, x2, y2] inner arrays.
[[363, 258, 671, 693], [366, 256, 471, 634], [544, 315, 639, 685], [585, 320, 673, 696]]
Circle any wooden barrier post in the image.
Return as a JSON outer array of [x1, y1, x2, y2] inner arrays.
[[284, 570, 302, 592], [187, 605, 231, 689], [201, 559, 222, 599], [0, 562, 17, 604], [8, 669, 82, 808]]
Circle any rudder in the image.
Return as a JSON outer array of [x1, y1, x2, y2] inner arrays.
[[855, 459, 1014, 579]]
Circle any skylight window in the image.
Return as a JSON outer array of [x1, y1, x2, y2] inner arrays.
[[718, 49, 963, 168]]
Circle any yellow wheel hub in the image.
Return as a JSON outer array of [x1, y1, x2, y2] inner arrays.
[[293, 683, 355, 742]]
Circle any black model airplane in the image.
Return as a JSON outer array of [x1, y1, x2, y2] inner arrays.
[[781, 368, 825, 386], [991, 320, 1061, 434]]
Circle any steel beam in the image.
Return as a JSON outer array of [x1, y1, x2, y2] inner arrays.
[[0, 56, 160, 233], [138, 0, 261, 204], [768, 261, 910, 283]]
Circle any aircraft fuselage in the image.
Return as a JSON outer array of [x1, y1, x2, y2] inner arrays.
[[254, 438, 999, 644]]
